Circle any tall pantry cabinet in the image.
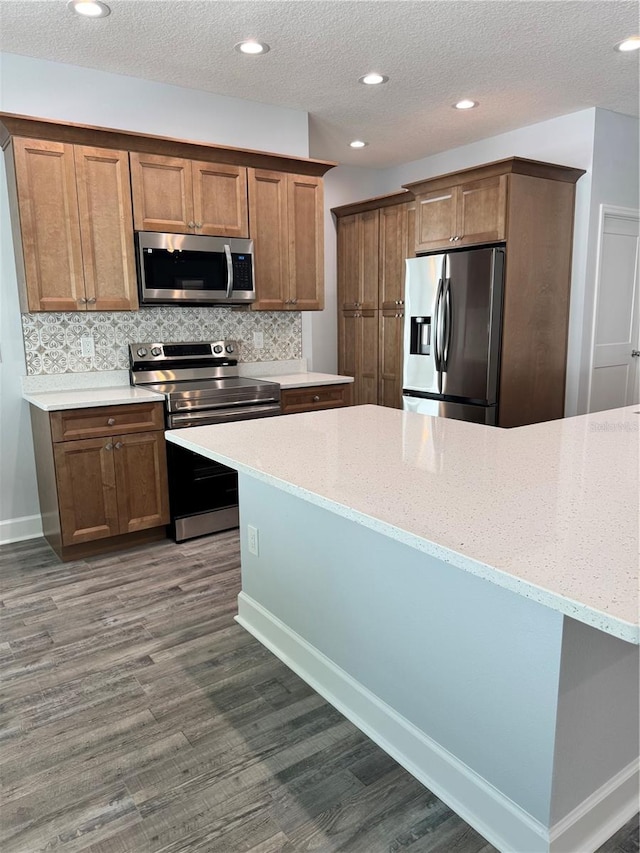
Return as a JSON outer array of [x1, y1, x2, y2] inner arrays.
[[334, 193, 415, 408]]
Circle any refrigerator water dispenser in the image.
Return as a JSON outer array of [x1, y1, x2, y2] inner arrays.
[[410, 316, 431, 355]]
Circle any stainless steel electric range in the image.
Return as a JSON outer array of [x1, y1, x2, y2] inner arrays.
[[129, 340, 281, 542]]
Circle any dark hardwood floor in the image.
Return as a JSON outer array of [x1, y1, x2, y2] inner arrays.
[[0, 533, 638, 853]]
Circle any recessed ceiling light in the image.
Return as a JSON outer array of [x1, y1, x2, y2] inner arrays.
[[359, 73, 389, 86], [234, 40, 270, 55], [615, 36, 640, 52], [453, 99, 479, 110], [349, 140, 368, 148], [67, 0, 111, 17]]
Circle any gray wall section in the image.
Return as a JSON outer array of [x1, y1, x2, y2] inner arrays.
[[238, 473, 565, 824], [551, 617, 640, 823]]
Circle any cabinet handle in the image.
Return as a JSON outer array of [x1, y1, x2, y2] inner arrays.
[[78, 296, 88, 304], [292, 298, 298, 305], [87, 297, 96, 304], [115, 441, 123, 450], [188, 221, 195, 229], [105, 442, 113, 451], [195, 222, 202, 228], [107, 417, 116, 426], [449, 237, 455, 243], [312, 395, 320, 402]]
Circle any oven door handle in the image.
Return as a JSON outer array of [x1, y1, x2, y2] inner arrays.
[[173, 396, 280, 411], [224, 244, 233, 298], [169, 403, 281, 428]]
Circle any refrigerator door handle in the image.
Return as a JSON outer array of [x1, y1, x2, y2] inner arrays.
[[434, 275, 444, 373], [442, 278, 452, 370]]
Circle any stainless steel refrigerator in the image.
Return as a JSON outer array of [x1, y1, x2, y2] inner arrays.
[[402, 246, 505, 425]]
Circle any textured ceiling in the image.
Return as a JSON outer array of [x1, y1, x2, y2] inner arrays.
[[0, 0, 638, 167]]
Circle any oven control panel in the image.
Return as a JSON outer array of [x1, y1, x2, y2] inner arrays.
[[129, 340, 238, 366]]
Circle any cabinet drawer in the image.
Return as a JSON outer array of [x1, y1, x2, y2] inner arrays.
[[50, 402, 165, 442], [280, 384, 352, 415]]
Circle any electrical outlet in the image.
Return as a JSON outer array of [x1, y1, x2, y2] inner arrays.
[[80, 335, 95, 358], [252, 331, 264, 349], [247, 525, 259, 556]]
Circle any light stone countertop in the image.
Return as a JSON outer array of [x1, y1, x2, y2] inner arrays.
[[166, 403, 640, 644], [23, 386, 165, 411], [254, 372, 354, 389]]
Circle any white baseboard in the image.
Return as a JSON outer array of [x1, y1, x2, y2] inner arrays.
[[0, 514, 43, 546], [236, 592, 549, 853], [550, 760, 639, 853]]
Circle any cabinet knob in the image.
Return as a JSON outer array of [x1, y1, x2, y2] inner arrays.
[[105, 442, 113, 451], [78, 296, 88, 304], [312, 395, 320, 402], [449, 237, 455, 243], [292, 298, 298, 305], [87, 297, 97, 304], [188, 221, 195, 229], [115, 441, 123, 450], [195, 222, 202, 228], [107, 417, 116, 426]]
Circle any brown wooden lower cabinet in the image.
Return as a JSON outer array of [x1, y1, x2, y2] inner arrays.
[[339, 309, 379, 405], [379, 310, 404, 409], [31, 402, 169, 561], [280, 383, 352, 415]]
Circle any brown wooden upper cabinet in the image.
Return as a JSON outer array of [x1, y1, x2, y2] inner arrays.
[[248, 168, 324, 311], [130, 152, 249, 237], [411, 174, 507, 253], [338, 210, 380, 310], [8, 138, 138, 312]]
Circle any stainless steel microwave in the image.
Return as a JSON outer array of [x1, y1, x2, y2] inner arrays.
[[136, 231, 255, 306]]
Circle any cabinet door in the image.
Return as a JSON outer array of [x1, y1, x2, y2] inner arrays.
[[338, 310, 358, 385], [192, 161, 249, 237], [248, 168, 289, 310], [54, 438, 119, 545], [113, 431, 169, 534], [130, 152, 194, 233], [288, 175, 324, 310], [359, 309, 379, 405], [379, 309, 404, 409], [337, 215, 360, 309], [11, 138, 85, 312], [359, 210, 379, 309], [75, 146, 138, 311], [457, 175, 507, 246], [415, 187, 457, 253], [341, 310, 379, 406], [404, 201, 416, 260], [379, 204, 406, 309]]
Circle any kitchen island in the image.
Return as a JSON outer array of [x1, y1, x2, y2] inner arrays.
[[166, 405, 639, 853]]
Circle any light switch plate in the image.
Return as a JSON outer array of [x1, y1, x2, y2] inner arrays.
[[252, 331, 264, 349]]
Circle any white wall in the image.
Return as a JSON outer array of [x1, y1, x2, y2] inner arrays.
[[304, 165, 388, 373], [0, 53, 310, 541], [576, 109, 640, 414]]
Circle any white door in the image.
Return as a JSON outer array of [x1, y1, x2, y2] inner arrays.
[[588, 206, 640, 413]]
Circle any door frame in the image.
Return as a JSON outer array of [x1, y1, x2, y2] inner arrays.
[[586, 204, 639, 413]]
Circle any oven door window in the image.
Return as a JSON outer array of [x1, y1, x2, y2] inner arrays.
[[168, 443, 238, 516]]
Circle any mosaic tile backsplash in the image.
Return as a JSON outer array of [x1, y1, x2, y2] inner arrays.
[[22, 306, 302, 375]]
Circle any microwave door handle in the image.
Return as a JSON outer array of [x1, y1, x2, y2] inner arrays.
[[224, 244, 233, 298]]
